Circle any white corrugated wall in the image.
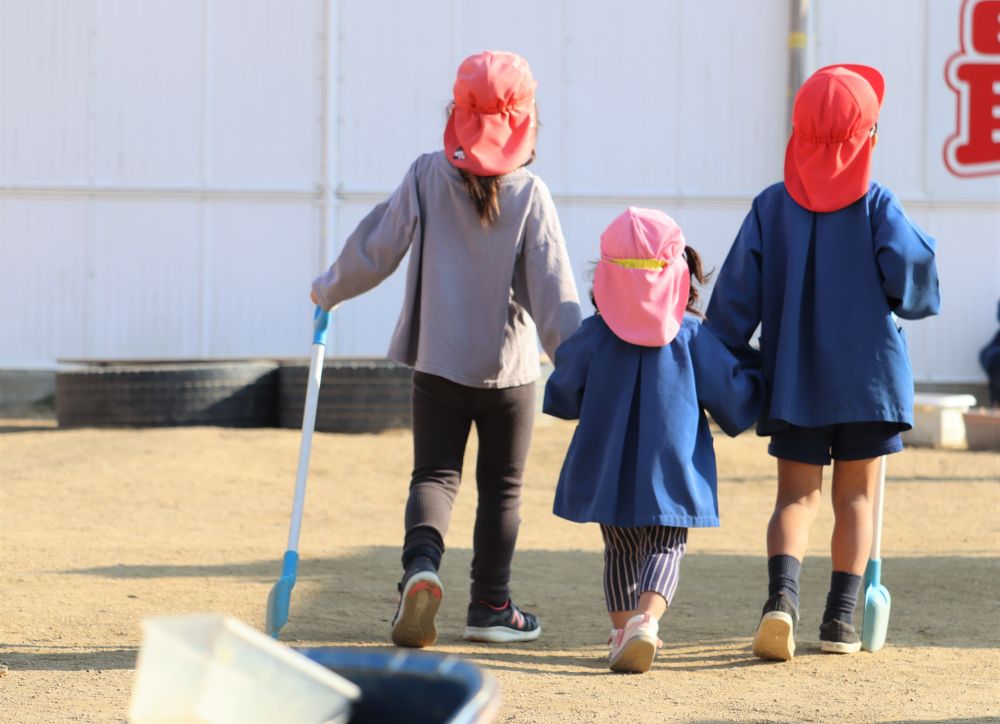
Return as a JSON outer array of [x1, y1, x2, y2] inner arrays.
[[1, 0, 996, 385]]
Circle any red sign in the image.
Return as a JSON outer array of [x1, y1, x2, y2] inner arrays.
[[945, 0, 1000, 176]]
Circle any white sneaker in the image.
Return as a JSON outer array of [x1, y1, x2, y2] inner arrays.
[[608, 614, 659, 673]]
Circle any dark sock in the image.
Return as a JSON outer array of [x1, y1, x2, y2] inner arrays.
[[401, 526, 444, 571], [823, 571, 862, 624], [767, 554, 802, 609]]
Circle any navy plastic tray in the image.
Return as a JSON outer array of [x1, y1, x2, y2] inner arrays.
[[299, 647, 500, 724]]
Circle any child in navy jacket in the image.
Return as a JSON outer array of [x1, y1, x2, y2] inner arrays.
[[706, 65, 940, 660], [544, 207, 763, 673]]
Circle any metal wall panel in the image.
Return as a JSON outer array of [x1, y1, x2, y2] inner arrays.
[[560, 0, 680, 194], [206, 202, 320, 356], [0, 0, 92, 183], [206, 0, 324, 188], [89, 200, 203, 358], [92, 0, 206, 185], [677, 0, 789, 194], [0, 198, 90, 363]]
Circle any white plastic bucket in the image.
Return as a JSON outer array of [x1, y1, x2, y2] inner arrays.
[[128, 615, 359, 724]]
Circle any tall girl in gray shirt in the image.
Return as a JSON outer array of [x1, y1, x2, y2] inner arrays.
[[311, 51, 581, 647]]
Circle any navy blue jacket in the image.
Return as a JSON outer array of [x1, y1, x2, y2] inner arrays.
[[543, 315, 762, 528], [706, 182, 940, 434]]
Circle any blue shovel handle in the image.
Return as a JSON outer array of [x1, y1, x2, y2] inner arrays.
[[313, 305, 330, 346]]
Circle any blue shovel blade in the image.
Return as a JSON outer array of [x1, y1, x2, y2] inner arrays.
[[265, 551, 299, 638], [862, 560, 891, 652]]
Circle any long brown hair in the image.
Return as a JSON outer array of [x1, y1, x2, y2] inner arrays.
[[683, 245, 711, 317], [589, 245, 712, 317], [458, 169, 503, 227], [448, 103, 536, 227]]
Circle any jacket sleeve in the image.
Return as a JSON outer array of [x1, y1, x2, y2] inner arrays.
[[311, 161, 421, 311], [542, 326, 592, 420], [519, 179, 583, 361], [704, 202, 764, 368], [691, 324, 764, 436], [872, 187, 940, 320]]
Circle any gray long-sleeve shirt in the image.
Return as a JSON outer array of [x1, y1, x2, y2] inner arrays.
[[312, 151, 582, 389]]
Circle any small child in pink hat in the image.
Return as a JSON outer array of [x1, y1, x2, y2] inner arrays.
[[544, 207, 763, 673]]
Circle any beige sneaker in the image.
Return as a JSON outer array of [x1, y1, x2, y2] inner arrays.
[[751, 593, 798, 662], [609, 614, 659, 673], [390, 567, 443, 648]]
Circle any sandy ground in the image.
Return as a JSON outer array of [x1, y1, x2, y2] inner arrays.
[[1, 412, 998, 723]]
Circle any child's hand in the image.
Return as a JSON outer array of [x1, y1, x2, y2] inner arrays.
[[310, 289, 319, 305]]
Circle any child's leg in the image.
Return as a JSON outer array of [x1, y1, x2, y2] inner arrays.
[[605, 526, 685, 673], [768, 459, 824, 562], [815, 455, 880, 653], [820, 424, 900, 652], [468, 381, 535, 606], [403, 373, 473, 570], [635, 526, 687, 619], [753, 449, 824, 661], [393, 372, 471, 648], [600, 525, 642, 628], [461, 380, 539, 643], [829, 457, 880, 576], [822, 455, 880, 631]]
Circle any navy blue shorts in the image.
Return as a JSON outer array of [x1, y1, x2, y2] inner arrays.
[[767, 422, 904, 466]]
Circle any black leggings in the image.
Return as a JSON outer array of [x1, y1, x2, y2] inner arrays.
[[403, 371, 535, 604]]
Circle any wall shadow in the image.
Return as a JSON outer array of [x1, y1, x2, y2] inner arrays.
[[63, 548, 1000, 662], [0, 645, 137, 672]]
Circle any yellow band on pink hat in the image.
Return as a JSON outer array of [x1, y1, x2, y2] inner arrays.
[[603, 257, 672, 270]]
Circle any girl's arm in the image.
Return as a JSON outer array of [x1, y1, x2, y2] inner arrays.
[[311, 161, 421, 311], [691, 324, 764, 436], [872, 186, 940, 320], [704, 202, 764, 368], [519, 179, 583, 361], [542, 325, 593, 421]]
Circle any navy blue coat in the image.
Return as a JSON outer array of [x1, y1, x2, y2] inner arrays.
[[706, 182, 940, 434], [980, 300, 1000, 405], [543, 315, 763, 528]]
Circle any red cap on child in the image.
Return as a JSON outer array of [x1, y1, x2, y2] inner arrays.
[[444, 51, 537, 176], [784, 64, 885, 213]]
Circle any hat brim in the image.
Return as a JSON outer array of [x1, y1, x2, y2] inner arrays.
[[593, 261, 690, 347], [444, 106, 535, 176]]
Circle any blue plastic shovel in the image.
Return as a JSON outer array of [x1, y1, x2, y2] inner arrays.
[[862, 455, 891, 652], [265, 306, 330, 638]]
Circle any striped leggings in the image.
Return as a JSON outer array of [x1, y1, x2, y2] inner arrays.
[[599, 525, 688, 612]]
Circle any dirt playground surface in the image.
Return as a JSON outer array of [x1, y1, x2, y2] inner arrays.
[[1, 412, 997, 723]]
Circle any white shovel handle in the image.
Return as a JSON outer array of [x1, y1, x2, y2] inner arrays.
[[870, 455, 886, 560], [286, 307, 331, 552]]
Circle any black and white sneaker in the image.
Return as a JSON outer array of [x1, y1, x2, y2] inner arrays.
[[463, 599, 541, 643], [752, 592, 799, 661], [390, 559, 443, 648], [819, 619, 862, 654]]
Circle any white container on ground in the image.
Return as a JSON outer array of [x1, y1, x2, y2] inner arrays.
[[902, 393, 978, 449], [128, 615, 359, 724], [963, 408, 1000, 451]]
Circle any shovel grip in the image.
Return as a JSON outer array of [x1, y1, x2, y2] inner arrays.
[[313, 305, 331, 346]]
